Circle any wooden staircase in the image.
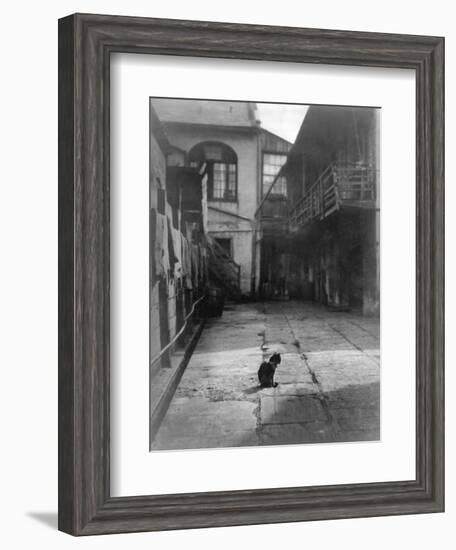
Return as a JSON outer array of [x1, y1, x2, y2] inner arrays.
[[207, 237, 242, 301]]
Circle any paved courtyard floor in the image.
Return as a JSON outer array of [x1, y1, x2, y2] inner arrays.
[[151, 300, 380, 450]]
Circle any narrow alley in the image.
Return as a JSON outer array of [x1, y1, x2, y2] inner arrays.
[[151, 301, 380, 450]]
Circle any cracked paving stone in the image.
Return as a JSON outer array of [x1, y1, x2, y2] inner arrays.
[[260, 422, 334, 445], [260, 382, 317, 397], [151, 301, 380, 450], [332, 407, 380, 432], [260, 394, 327, 425]]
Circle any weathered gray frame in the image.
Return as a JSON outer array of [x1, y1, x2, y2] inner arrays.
[[58, 13, 444, 536]]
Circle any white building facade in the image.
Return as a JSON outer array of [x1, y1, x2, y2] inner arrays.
[[151, 98, 291, 297]]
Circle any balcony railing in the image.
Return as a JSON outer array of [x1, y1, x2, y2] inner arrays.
[[289, 162, 377, 227]]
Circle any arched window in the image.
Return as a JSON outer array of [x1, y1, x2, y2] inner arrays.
[[189, 142, 238, 202]]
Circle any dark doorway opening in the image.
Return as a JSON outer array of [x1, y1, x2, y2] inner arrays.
[[214, 237, 232, 258]]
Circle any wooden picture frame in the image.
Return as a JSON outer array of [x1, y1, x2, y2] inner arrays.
[[58, 13, 444, 535]]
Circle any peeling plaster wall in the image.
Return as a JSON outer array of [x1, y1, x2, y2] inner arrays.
[[164, 124, 259, 295], [150, 128, 208, 375]]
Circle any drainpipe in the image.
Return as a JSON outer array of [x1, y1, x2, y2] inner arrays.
[[250, 128, 261, 298]]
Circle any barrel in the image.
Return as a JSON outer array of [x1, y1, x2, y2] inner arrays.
[[203, 286, 225, 317]]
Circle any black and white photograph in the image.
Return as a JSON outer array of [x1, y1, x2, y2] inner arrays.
[[0, 0, 448, 543], [149, 98, 380, 451]]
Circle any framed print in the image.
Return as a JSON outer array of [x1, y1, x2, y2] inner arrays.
[[58, 13, 444, 535]]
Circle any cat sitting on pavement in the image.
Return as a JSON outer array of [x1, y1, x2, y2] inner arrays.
[[257, 353, 281, 388]]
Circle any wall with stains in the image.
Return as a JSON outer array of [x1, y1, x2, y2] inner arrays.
[[285, 107, 380, 315], [150, 126, 208, 376], [162, 124, 259, 295]]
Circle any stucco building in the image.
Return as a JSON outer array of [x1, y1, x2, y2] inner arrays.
[[149, 108, 208, 376], [151, 98, 291, 297]]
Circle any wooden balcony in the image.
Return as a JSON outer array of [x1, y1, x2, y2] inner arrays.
[[289, 163, 377, 227]]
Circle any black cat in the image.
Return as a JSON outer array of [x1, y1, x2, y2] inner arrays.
[[258, 353, 281, 388]]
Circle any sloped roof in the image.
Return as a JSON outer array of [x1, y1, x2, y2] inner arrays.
[[291, 105, 376, 156]]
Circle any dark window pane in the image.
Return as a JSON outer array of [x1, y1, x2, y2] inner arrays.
[[215, 238, 232, 257], [157, 188, 166, 215]]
